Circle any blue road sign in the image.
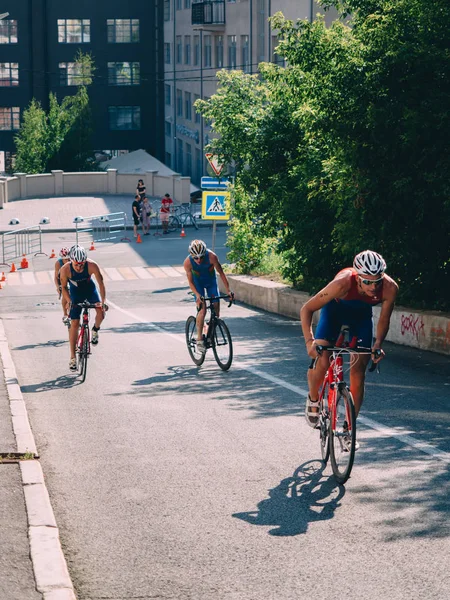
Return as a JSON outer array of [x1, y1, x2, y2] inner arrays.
[[202, 191, 230, 220], [201, 176, 230, 190]]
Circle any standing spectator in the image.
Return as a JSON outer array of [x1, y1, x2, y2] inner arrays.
[[160, 193, 173, 234], [141, 196, 153, 236], [136, 179, 146, 201], [132, 194, 141, 238]]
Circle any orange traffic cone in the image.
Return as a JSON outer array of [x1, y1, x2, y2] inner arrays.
[[0, 272, 5, 281], [90, 240, 96, 251], [136, 233, 142, 243], [49, 249, 56, 258], [20, 254, 29, 269], [10, 263, 16, 273], [180, 228, 186, 238]]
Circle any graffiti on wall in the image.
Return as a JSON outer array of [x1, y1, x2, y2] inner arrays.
[[430, 322, 450, 350], [401, 313, 425, 340]]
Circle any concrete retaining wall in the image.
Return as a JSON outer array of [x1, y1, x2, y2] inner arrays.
[[219, 274, 450, 356], [1, 168, 192, 204]]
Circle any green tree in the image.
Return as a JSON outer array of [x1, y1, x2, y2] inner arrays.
[[14, 52, 98, 174], [197, 1, 450, 310]]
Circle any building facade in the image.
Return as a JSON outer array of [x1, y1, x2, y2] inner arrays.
[[163, 0, 339, 184], [0, 0, 165, 173]]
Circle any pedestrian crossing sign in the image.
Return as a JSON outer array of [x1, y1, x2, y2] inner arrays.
[[202, 191, 230, 220]]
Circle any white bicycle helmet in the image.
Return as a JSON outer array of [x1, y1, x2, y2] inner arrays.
[[189, 239, 207, 259], [69, 245, 87, 263], [59, 247, 70, 258], [353, 250, 386, 276]]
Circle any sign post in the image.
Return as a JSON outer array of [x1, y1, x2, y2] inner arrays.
[[201, 191, 230, 252]]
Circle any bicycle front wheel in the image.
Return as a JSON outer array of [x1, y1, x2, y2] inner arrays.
[[167, 215, 180, 233], [330, 386, 356, 484], [212, 319, 233, 371], [318, 382, 331, 464], [185, 316, 206, 366], [77, 327, 89, 382]]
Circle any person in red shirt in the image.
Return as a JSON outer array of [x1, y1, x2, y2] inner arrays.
[[300, 250, 398, 433], [160, 193, 173, 234]]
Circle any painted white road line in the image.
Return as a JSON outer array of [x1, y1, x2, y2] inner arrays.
[[108, 301, 450, 465]]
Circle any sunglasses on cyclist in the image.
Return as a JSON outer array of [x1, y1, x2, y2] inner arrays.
[[73, 261, 86, 266], [359, 276, 383, 286]]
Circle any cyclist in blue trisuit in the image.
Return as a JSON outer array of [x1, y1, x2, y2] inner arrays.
[[184, 239, 233, 354], [59, 245, 107, 371], [300, 250, 398, 432]]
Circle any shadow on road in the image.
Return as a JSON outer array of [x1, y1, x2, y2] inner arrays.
[[233, 460, 345, 536], [20, 374, 82, 393], [13, 339, 67, 351]]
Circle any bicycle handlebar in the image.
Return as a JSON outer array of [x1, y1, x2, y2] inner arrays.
[[75, 301, 109, 311], [311, 345, 382, 373], [200, 293, 235, 308]]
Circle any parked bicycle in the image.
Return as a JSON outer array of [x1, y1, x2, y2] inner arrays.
[[168, 203, 199, 232], [74, 301, 108, 382], [185, 294, 234, 371], [311, 329, 380, 484]]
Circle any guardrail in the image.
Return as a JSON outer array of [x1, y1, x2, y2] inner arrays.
[[75, 212, 129, 246], [0, 225, 46, 267]]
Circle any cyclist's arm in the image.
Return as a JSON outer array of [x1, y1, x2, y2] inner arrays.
[[54, 262, 61, 291], [373, 276, 398, 352], [209, 252, 232, 296], [183, 257, 202, 302], [88, 262, 106, 304], [59, 264, 71, 306], [300, 274, 351, 348]]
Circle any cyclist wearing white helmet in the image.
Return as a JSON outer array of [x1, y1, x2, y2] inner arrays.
[[300, 250, 398, 436], [184, 239, 233, 353], [59, 245, 108, 371], [54, 247, 71, 325]]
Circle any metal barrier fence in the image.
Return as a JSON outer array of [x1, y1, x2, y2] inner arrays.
[[0, 225, 45, 267], [75, 212, 129, 246]]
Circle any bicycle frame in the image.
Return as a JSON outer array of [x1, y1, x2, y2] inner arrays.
[[76, 307, 91, 355]]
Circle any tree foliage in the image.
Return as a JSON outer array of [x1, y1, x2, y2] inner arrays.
[[14, 52, 98, 174], [196, 0, 450, 310]]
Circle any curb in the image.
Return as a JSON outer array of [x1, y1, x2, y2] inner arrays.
[[0, 319, 77, 599]]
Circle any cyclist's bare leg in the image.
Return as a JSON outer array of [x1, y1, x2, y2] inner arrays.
[[307, 340, 331, 400], [196, 305, 207, 340], [349, 354, 370, 416], [69, 319, 80, 359], [94, 306, 105, 329], [212, 298, 220, 318]]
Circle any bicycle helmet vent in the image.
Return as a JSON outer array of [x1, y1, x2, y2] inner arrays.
[[353, 250, 386, 276], [189, 239, 207, 259], [59, 247, 70, 258], [70, 245, 87, 263]]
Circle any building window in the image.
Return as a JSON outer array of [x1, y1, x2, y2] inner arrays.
[[204, 35, 212, 68], [184, 36, 191, 65], [59, 62, 88, 86], [215, 36, 223, 69], [176, 89, 183, 117], [185, 91, 192, 121], [241, 35, 250, 73], [0, 20, 18, 44], [185, 143, 192, 177], [164, 0, 170, 21], [272, 35, 285, 67], [195, 148, 202, 182], [58, 19, 90, 43], [176, 36, 182, 64], [107, 19, 139, 43], [108, 106, 141, 130], [176, 0, 182, 10], [184, 0, 191, 8], [165, 84, 171, 106], [194, 94, 200, 124], [108, 62, 140, 86], [227, 35, 237, 69], [165, 152, 172, 167], [177, 139, 183, 172], [193, 36, 200, 67], [164, 42, 171, 64], [165, 120, 172, 137], [0, 63, 19, 87], [0, 107, 20, 130]]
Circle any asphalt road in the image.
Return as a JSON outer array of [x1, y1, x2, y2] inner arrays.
[[1, 230, 449, 600]]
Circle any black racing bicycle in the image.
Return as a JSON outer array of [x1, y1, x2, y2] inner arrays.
[[185, 294, 234, 371]]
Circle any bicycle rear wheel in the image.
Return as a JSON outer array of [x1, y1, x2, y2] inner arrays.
[[185, 316, 206, 366], [330, 386, 356, 484], [212, 319, 233, 371], [318, 382, 331, 464], [77, 327, 89, 382]]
